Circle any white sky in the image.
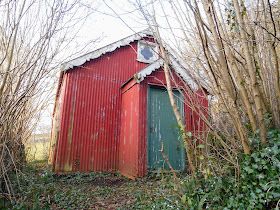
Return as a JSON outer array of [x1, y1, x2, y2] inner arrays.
[[74, 0, 148, 50]]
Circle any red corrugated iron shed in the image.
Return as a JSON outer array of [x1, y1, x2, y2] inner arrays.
[[49, 30, 208, 178]]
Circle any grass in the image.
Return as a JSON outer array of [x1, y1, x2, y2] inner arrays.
[[25, 141, 49, 161], [25, 133, 50, 161], [15, 135, 183, 209], [3, 160, 183, 209]]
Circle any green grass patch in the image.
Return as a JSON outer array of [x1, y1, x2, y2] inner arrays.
[[25, 134, 50, 162]]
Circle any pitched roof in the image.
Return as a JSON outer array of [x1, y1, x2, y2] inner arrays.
[[62, 30, 153, 71], [61, 29, 200, 91], [132, 58, 198, 90]]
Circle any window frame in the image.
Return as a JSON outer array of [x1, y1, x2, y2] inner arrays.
[[137, 40, 159, 63]]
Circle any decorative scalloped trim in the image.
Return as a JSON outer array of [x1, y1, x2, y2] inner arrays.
[[169, 56, 198, 90], [62, 30, 153, 71], [135, 59, 163, 83], [134, 58, 198, 90], [61, 29, 199, 91]]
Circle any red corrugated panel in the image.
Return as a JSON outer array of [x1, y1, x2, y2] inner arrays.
[[52, 41, 147, 172], [119, 80, 140, 178], [190, 89, 209, 143]]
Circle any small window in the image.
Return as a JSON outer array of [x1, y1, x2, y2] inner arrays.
[[137, 40, 158, 63]]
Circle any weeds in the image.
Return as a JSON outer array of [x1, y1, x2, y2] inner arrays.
[[2, 161, 183, 209]]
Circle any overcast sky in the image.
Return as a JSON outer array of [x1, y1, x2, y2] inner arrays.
[[71, 0, 148, 52]]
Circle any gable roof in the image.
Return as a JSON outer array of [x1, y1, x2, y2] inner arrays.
[[61, 29, 200, 91], [131, 58, 198, 90], [62, 30, 153, 71]]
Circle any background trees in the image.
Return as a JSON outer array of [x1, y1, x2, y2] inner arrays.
[[126, 1, 280, 207], [128, 0, 280, 175], [0, 0, 96, 197]]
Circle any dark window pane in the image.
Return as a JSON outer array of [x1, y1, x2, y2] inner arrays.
[[141, 46, 154, 60]]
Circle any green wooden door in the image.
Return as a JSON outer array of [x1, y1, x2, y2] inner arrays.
[[147, 86, 185, 171]]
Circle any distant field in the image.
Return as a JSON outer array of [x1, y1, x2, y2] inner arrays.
[[25, 133, 50, 161]]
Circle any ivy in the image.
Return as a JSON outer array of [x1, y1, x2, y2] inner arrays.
[[181, 128, 280, 209]]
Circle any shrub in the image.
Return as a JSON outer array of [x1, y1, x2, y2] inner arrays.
[[181, 129, 280, 209]]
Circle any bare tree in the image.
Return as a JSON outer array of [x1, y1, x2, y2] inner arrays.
[[125, 0, 280, 175], [0, 0, 96, 199]]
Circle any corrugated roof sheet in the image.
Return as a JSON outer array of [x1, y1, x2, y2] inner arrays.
[[134, 59, 163, 83]]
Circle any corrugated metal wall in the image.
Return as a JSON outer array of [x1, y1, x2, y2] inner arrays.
[[52, 41, 147, 172], [119, 70, 186, 178], [119, 80, 141, 178], [190, 89, 209, 143]]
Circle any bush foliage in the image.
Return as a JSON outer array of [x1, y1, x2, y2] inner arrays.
[[181, 129, 280, 209]]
